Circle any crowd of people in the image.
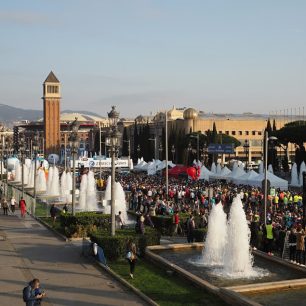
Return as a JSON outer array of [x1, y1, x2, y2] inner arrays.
[[107, 172, 305, 261]]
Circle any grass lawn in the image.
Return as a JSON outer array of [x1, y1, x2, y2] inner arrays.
[[109, 259, 226, 306], [39, 217, 66, 236], [35, 201, 48, 217]]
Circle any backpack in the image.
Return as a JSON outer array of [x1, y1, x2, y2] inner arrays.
[[23, 286, 29, 302]]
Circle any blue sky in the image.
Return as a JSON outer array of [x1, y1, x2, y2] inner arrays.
[[0, 0, 305, 117]]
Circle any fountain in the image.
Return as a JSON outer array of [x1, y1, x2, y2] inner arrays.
[[61, 171, 67, 200], [14, 162, 22, 182], [223, 196, 258, 278], [47, 166, 60, 196], [86, 171, 99, 211], [103, 176, 129, 223], [66, 171, 72, 203], [200, 202, 227, 266], [47, 166, 53, 194], [27, 162, 35, 188], [23, 164, 29, 185], [36, 169, 47, 192], [299, 161, 306, 187], [290, 163, 299, 186], [78, 174, 88, 211]]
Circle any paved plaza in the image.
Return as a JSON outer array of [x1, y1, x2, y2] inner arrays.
[[0, 212, 145, 306]]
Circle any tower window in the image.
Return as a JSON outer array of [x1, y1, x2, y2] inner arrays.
[[47, 85, 59, 94]]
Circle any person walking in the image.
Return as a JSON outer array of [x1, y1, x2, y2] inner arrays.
[[288, 227, 297, 262], [264, 220, 274, 256], [2, 197, 8, 215], [126, 243, 137, 279], [295, 224, 305, 265], [10, 196, 16, 214], [172, 211, 180, 235], [50, 205, 57, 225], [187, 215, 195, 243], [19, 197, 27, 218]]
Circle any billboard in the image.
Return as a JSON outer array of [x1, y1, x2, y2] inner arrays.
[[72, 158, 129, 168], [207, 144, 235, 154]]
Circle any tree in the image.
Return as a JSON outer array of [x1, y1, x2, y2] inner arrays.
[[133, 120, 139, 161], [272, 119, 277, 132]]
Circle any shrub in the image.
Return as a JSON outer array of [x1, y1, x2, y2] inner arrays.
[[89, 227, 160, 261], [192, 228, 207, 242], [60, 212, 110, 238]]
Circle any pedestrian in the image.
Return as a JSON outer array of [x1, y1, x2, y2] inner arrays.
[[10, 196, 16, 214], [187, 215, 195, 243], [2, 197, 8, 215], [50, 205, 57, 225], [295, 224, 305, 265], [115, 211, 125, 229], [126, 242, 137, 279], [23, 278, 46, 306], [19, 197, 27, 218], [172, 211, 180, 235], [264, 220, 274, 256], [288, 227, 297, 262], [62, 204, 68, 214]]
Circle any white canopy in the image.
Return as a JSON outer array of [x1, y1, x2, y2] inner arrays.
[[227, 167, 246, 182], [199, 166, 214, 181], [233, 170, 259, 185], [247, 172, 288, 190]]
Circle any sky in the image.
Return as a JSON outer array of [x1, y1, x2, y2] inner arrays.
[[0, 0, 305, 117]]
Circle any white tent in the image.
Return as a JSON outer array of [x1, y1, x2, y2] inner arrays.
[[299, 161, 306, 187], [247, 172, 288, 190], [134, 160, 147, 172], [211, 162, 216, 173], [233, 170, 259, 185], [199, 166, 214, 181], [227, 167, 246, 182], [210, 166, 232, 180], [268, 164, 274, 174]]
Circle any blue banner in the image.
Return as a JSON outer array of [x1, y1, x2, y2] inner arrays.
[[208, 143, 235, 154]]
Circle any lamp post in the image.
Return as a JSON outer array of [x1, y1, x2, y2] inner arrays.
[[137, 144, 141, 158], [187, 142, 192, 164], [148, 137, 157, 159], [106, 106, 120, 237], [263, 132, 277, 225], [4, 137, 13, 197], [32, 131, 39, 216], [171, 145, 175, 163], [0, 134, 4, 195], [243, 140, 250, 171], [190, 133, 200, 162], [69, 118, 80, 216], [158, 143, 163, 160], [19, 135, 25, 199]]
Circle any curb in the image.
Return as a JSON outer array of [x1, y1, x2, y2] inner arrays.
[[34, 216, 68, 242], [94, 260, 158, 306]]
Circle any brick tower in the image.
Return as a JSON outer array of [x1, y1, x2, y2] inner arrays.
[[43, 71, 61, 154]]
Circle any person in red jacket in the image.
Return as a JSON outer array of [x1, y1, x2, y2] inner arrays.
[[173, 211, 180, 235], [19, 197, 26, 218]]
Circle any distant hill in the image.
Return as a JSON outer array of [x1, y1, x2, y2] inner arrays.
[[0, 104, 102, 125]]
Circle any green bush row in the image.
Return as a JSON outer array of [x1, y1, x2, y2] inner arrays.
[[59, 212, 111, 238], [192, 228, 207, 242], [89, 227, 161, 261]]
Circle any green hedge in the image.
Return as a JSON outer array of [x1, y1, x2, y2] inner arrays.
[[89, 227, 161, 261], [59, 212, 111, 238], [192, 228, 207, 242]]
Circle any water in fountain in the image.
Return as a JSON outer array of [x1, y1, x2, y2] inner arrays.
[[36, 169, 47, 192], [66, 171, 72, 203], [27, 162, 35, 188], [47, 167, 53, 195], [103, 176, 129, 223], [222, 196, 261, 278], [48, 166, 60, 196], [78, 174, 88, 211], [299, 161, 306, 187], [23, 164, 29, 185], [216, 163, 222, 174], [86, 171, 99, 211], [200, 202, 227, 266], [211, 162, 216, 173], [290, 163, 299, 186], [15, 162, 21, 182], [61, 171, 67, 200]]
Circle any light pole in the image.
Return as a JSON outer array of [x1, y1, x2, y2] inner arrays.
[[171, 145, 175, 163], [19, 136, 25, 199], [263, 132, 277, 225], [0, 134, 4, 195], [190, 133, 200, 162], [148, 137, 157, 159], [165, 111, 169, 200], [158, 143, 163, 160], [4, 137, 13, 197], [106, 106, 120, 237], [69, 118, 80, 216], [187, 142, 192, 164], [243, 140, 250, 171], [32, 131, 39, 216]]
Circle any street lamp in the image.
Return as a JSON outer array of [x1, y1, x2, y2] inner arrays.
[[4, 137, 13, 197], [32, 131, 39, 216], [0, 134, 4, 194], [19, 135, 26, 199], [69, 118, 80, 216], [243, 140, 250, 171], [263, 132, 277, 225], [159, 143, 163, 160], [190, 133, 200, 162], [171, 145, 175, 163], [137, 144, 141, 158], [105, 106, 120, 237]]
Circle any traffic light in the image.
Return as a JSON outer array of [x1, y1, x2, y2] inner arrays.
[[13, 126, 19, 154]]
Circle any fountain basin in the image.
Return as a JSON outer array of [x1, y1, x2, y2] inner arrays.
[[146, 244, 306, 306]]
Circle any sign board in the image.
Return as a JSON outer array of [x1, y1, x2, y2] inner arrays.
[[208, 144, 235, 154], [72, 158, 129, 168], [270, 188, 276, 197]]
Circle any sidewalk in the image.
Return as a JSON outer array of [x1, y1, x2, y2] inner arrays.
[[0, 212, 145, 306]]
